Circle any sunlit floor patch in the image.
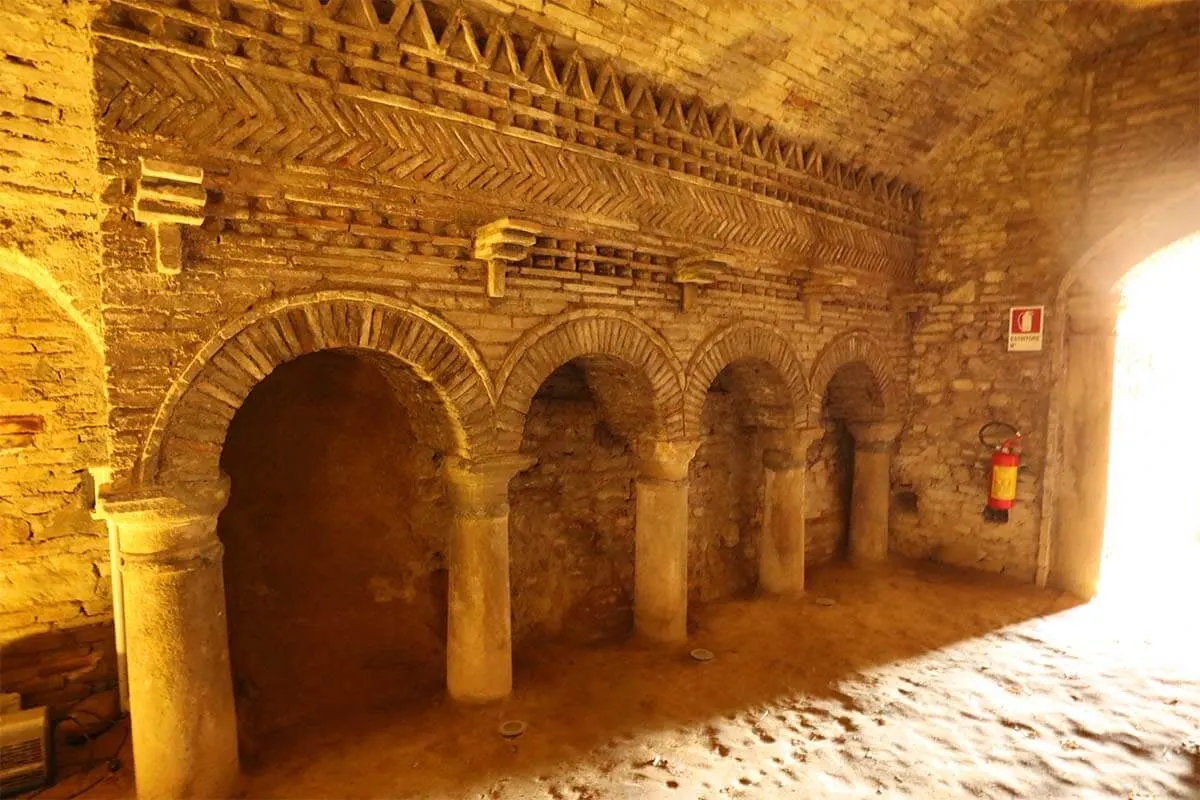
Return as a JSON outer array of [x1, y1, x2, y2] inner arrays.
[[65, 561, 1200, 799]]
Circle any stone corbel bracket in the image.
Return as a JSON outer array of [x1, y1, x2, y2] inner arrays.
[[892, 291, 939, 310], [892, 290, 940, 324], [134, 158, 207, 275], [802, 272, 867, 323], [672, 254, 730, 312], [473, 218, 542, 298]]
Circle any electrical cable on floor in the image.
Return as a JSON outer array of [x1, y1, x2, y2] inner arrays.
[[59, 762, 122, 800], [56, 714, 130, 800], [22, 698, 130, 799]]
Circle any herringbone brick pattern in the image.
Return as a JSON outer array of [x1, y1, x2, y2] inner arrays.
[[95, 40, 914, 278], [95, 0, 919, 217]]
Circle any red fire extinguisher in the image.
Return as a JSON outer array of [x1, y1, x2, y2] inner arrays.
[[981, 422, 1022, 522]]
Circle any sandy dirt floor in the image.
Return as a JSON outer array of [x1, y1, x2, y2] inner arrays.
[[50, 560, 1199, 799]]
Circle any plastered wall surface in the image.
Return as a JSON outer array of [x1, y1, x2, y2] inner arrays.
[[688, 389, 764, 607], [805, 423, 854, 566]]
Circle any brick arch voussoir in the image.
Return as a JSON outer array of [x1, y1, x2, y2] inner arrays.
[[1065, 183, 1200, 297], [808, 330, 902, 425], [0, 247, 104, 356], [139, 292, 496, 486], [684, 322, 810, 437], [495, 311, 685, 451]]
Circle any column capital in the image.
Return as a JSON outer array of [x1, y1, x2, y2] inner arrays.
[[1066, 291, 1121, 336], [95, 477, 229, 560], [762, 426, 823, 470], [443, 453, 536, 516], [96, 477, 230, 522], [634, 438, 701, 481], [848, 420, 903, 450]]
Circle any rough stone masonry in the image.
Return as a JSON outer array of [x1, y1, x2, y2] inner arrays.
[[0, 1, 1196, 797]]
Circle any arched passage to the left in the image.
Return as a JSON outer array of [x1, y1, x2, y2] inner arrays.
[[0, 260, 111, 717]]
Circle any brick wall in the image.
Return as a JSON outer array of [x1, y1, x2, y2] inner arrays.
[[80, 0, 911, 718], [895, 21, 1200, 579], [0, 0, 113, 716], [88, 0, 914, 490], [0, 0, 103, 316], [0, 276, 114, 712]]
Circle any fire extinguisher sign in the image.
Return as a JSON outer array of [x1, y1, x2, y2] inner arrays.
[[1007, 306, 1045, 352]]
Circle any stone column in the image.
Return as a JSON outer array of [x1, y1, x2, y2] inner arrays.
[[1049, 293, 1120, 599], [96, 479, 238, 800], [633, 438, 700, 644], [847, 421, 903, 565], [442, 453, 535, 702], [759, 428, 822, 596]]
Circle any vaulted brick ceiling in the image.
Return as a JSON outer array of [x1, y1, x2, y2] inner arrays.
[[489, 0, 1195, 181]]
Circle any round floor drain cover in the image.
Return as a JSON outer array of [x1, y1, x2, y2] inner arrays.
[[815, 597, 837, 607], [690, 648, 715, 662], [498, 720, 527, 738]]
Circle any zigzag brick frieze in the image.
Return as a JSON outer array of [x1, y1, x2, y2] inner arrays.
[[95, 0, 919, 224], [95, 40, 914, 278], [93, 0, 918, 280]]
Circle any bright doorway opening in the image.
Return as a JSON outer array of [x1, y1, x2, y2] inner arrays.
[[1101, 231, 1200, 594]]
